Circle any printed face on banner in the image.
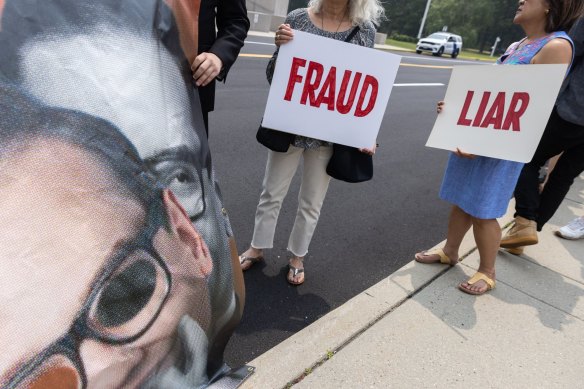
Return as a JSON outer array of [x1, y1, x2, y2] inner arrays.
[[0, 86, 214, 388], [0, 0, 241, 388], [262, 30, 402, 149], [20, 29, 209, 219], [425, 64, 567, 162]]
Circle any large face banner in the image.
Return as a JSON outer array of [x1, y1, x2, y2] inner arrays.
[[0, 1, 245, 388]]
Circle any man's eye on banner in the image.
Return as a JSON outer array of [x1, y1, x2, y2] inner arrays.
[[0, 1, 247, 388]]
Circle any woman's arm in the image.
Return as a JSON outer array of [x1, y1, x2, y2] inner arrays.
[[533, 38, 573, 65], [266, 23, 295, 84], [266, 9, 298, 84], [359, 22, 376, 48], [356, 23, 378, 154]]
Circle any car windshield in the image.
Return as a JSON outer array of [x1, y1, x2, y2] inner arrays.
[[427, 33, 448, 40]]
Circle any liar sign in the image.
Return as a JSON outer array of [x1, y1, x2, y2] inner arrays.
[[426, 64, 567, 163], [457, 91, 530, 131]]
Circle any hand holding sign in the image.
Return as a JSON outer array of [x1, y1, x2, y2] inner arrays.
[[436, 101, 475, 158], [275, 23, 293, 46]]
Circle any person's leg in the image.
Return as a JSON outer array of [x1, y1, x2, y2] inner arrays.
[[556, 216, 584, 239], [240, 147, 302, 266], [459, 217, 500, 294], [502, 108, 569, 248], [287, 146, 333, 283], [514, 108, 567, 220], [415, 205, 472, 265], [536, 143, 584, 230]]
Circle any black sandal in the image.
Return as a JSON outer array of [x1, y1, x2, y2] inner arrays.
[[287, 259, 305, 285]]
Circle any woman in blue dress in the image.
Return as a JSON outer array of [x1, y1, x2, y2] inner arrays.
[[415, 0, 582, 295]]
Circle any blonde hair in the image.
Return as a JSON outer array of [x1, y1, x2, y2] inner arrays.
[[308, 0, 385, 26]]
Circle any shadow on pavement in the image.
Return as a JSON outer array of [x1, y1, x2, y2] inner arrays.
[[225, 255, 331, 367]]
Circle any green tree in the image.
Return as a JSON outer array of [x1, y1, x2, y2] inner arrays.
[[289, 0, 525, 52], [382, 0, 427, 37]]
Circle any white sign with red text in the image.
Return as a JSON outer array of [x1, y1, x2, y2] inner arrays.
[[426, 64, 567, 162], [262, 30, 401, 149]]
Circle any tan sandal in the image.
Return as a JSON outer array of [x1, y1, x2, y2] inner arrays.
[[459, 272, 495, 295], [239, 254, 263, 271], [415, 248, 456, 266]]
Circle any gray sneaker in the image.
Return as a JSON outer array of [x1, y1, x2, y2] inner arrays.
[[555, 217, 584, 240]]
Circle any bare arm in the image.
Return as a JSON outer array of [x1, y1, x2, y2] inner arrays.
[[532, 38, 573, 65]]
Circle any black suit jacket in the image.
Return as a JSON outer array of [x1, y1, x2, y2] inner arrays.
[[198, 0, 249, 113]]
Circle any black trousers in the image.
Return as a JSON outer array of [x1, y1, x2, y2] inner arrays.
[[514, 107, 584, 231]]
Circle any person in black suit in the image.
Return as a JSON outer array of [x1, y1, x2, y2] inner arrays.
[[192, 0, 250, 135]]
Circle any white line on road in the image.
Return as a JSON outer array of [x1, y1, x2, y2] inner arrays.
[[246, 40, 275, 46]]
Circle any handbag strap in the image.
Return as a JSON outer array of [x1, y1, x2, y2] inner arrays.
[[344, 26, 360, 42]]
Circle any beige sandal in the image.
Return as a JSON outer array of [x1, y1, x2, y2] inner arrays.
[[415, 248, 456, 266], [459, 272, 495, 295], [239, 254, 263, 271]]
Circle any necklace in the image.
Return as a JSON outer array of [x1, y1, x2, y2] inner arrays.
[[516, 36, 538, 51], [320, 7, 348, 33]]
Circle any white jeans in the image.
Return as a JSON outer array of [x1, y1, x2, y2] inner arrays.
[[251, 145, 333, 257]]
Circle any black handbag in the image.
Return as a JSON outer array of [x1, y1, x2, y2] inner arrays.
[[325, 26, 373, 183], [326, 143, 373, 183], [256, 124, 295, 152]]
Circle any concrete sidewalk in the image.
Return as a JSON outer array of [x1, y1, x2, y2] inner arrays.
[[240, 174, 584, 388]]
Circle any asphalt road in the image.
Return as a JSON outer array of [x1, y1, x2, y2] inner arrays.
[[208, 35, 486, 367]]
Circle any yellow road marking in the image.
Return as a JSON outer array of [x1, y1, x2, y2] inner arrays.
[[239, 53, 453, 69], [239, 53, 273, 58]]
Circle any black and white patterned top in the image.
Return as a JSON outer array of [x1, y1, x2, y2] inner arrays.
[[266, 8, 377, 150]]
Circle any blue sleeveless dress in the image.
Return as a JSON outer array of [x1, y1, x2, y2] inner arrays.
[[439, 31, 573, 219]]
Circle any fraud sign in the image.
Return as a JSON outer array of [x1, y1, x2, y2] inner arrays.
[[426, 64, 567, 162], [262, 30, 401, 149]]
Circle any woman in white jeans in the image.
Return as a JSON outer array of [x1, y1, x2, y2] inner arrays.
[[238, 0, 382, 285]]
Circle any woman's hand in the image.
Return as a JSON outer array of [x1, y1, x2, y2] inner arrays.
[[359, 143, 377, 156], [436, 102, 473, 158], [454, 147, 475, 159], [275, 24, 293, 47]]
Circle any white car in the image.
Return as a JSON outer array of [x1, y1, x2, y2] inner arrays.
[[416, 32, 463, 58]]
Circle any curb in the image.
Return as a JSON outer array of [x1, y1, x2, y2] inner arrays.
[[240, 203, 516, 388]]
